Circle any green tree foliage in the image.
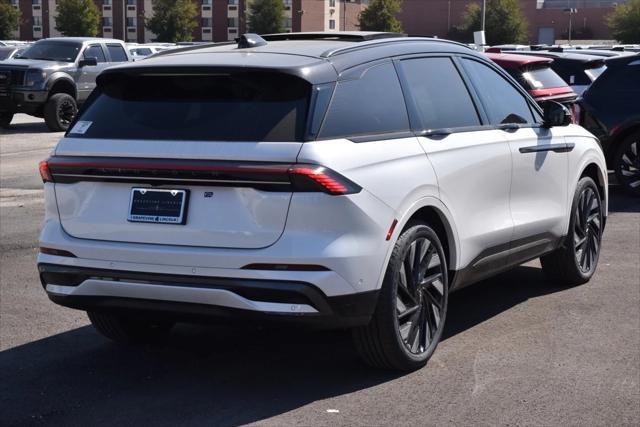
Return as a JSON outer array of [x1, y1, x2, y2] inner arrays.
[[456, 0, 529, 45], [55, 0, 100, 37], [0, 0, 21, 40], [359, 0, 403, 32], [147, 0, 198, 43], [607, 0, 640, 43], [248, 0, 285, 34]]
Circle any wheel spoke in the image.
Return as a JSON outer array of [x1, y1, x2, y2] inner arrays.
[[398, 304, 420, 321]]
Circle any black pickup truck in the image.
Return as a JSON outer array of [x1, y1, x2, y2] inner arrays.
[[0, 37, 131, 131]]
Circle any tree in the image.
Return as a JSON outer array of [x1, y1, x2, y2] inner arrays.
[[607, 0, 640, 43], [359, 0, 403, 32], [147, 0, 198, 43], [55, 0, 100, 37], [248, 0, 285, 35], [458, 0, 529, 45], [0, 0, 21, 40]]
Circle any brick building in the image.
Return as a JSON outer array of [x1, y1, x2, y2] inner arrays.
[[6, 0, 625, 44], [7, 0, 368, 43]]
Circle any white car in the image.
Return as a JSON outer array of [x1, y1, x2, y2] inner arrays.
[[38, 33, 608, 371]]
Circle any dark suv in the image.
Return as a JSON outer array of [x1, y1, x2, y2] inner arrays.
[[0, 37, 130, 131], [580, 54, 640, 195]]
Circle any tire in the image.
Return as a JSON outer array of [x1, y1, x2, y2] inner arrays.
[[613, 132, 640, 196], [353, 222, 449, 371], [0, 112, 13, 129], [87, 311, 174, 344], [540, 176, 604, 286], [43, 93, 77, 132]]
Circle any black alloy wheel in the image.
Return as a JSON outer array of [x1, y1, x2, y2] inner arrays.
[[573, 185, 603, 275], [396, 237, 446, 355]]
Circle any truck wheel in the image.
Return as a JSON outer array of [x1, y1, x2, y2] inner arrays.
[[44, 93, 77, 132], [0, 112, 13, 129]]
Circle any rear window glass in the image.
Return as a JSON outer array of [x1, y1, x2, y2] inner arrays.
[[518, 65, 568, 90], [107, 44, 128, 62], [72, 72, 311, 141], [584, 64, 607, 81], [319, 62, 409, 139]]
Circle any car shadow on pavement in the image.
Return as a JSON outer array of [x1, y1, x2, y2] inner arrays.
[[1, 121, 54, 135], [607, 184, 640, 213], [0, 265, 570, 426]]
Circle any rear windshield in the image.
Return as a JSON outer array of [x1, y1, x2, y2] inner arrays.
[[72, 72, 311, 141], [584, 64, 607, 81], [516, 65, 568, 90]]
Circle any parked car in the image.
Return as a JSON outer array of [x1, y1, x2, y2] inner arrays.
[[0, 37, 131, 131], [37, 33, 608, 371], [129, 45, 174, 60], [580, 54, 640, 195], [485, 52, 578, 120], [0, 46, 26, 61], [505, 50, 606, 95]]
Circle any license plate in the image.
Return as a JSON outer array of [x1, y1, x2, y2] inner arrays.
[[127, 188, 189, 225]]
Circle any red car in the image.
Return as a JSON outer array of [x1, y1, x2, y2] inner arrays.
[[485, 52, 578, 120]]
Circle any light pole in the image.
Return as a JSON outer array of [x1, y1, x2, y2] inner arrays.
[[564, 7, 577, 45], [482, 0, 486, 32]]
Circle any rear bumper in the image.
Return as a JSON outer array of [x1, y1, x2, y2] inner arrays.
[[39, 263, 378, 328]]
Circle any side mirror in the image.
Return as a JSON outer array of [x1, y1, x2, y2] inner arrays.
[[542, 101, 571, 127], [79, 57, 98, 67]]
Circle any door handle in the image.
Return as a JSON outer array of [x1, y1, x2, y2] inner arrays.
[[519, 143, 575, 154]]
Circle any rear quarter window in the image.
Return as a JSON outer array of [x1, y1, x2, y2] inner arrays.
[[319, 62, 409, 139], [71, 71, 311, 142], [107, 44, 128, 62]]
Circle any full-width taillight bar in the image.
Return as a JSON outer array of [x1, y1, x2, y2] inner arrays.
[[39, 156, 361, 196]]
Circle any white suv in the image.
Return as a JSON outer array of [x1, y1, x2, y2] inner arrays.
[[38, 33, 608, 371]]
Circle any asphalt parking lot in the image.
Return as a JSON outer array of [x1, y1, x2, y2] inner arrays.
[[1, 114, 639, 426]]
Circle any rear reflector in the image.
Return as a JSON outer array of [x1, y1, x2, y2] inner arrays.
[[41, 156, 361, 195], [386, 219, 398, 241], [39, 247, 77, 257], [242, 263, 330, 271]]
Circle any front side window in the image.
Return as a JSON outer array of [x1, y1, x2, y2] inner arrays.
[[72, 71, 311, 142], [84, 45, 106, 63], [462, 59, 535, 125], [400, 57, 480, 130], [319, 62, 410, 139]]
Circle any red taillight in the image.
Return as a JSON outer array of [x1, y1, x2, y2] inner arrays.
[[39, 159, 52, 183], [39, 247, 76, 257], [289, 165, 361, 195]]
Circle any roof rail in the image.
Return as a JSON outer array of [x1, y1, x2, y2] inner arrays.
[[146, 41, 235, 58], [261, 32, 406, 42], [320, 37, 471, 58]]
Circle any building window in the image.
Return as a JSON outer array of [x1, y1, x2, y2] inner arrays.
[[228, 17, 238, 27], [33, 16, 42, 26], [329, 0, 336, 7], [102, 17, 113, 26], [127, 17, 136, 27], [228, 0, 238, 5], [203, 28, 212, 34], [283, 18, 292, 28], [127, 0, 136, 5], [103, 0, 112, 4], [329, 19, 335, 30], [203, 0, 212, 4], [32, 0, 40, 4], [202, 18, 212, 27]]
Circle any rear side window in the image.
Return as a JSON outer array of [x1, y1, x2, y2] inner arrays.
[[107, 44, 128, 62], [319, 62, 409, 139], [462, 59, 536, 125], [72, 72, 310, 141], [400, 57, 480, 130], [84, 45, 106, 63]]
